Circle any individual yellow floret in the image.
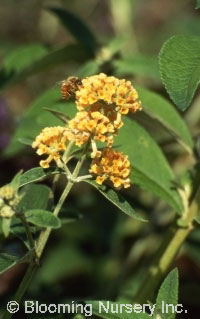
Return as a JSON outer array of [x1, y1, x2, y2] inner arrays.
[[32, 126, 68, 168], [89, 148, 131, 189]]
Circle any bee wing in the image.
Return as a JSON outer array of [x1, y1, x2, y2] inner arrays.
[[55, 80, 65, 88]]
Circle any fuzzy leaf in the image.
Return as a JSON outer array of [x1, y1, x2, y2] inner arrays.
[[137, 86, 194, 152], [10, 170, 23, 190], [0, 44, 89, 90], [20, 167, 61, 187], [156, 268, 179, 319], [18, 184, 51, 212], [24, 209, 61, 228], [84, 180, 146, 222], [115, 118, 183, 212], [159, 35, 200, 110]]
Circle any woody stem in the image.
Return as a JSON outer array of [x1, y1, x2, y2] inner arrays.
[[134, 183, 200, 304]]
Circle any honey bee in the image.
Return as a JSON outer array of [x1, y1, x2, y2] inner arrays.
[[61, 76, 82, 100]]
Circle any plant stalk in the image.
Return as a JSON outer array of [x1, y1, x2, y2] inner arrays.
[[134, 185, 200, 303], [3, 144, 89, 319], [20, 218, 39, 267]]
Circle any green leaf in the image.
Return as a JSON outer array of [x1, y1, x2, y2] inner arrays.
[[0, 253, 20, 274], [43, 107, 70, 123], [137, 86, 194, 152], [0, 252, 34, 274], [3, 44, 48, 72], [194, 216, 200, 224], [0, 44, 89, 90], [20, 167, 61, 187], [18, 138, 33, 146], [37, 100, 76, 127], [77, 60, 99, 77], [114, 55, 160, 79], [10, 170, 23, 190], [11, 217, 38, 249], [0, 44, 47, 89], [3, 88, 76, 156], [159, 35, 200, 110], [24, 209, 61, 228], [84, 180, 147, 222], [195, 0, 200, 9], [156, 268, 179, 319], [1, 218, 12, 237], [18, 184, 51, 212], [115, 118, 183, 212], [0, 44, 47, 75], [48, 7, 98, 54], [88, 301, 150, 319]]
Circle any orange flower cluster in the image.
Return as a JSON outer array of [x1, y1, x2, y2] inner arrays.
[[68, 111, 117, 156], [75, 73, 141, 115], [32, 126, 68, 168], [32, 73, 141, 188], [89, 148, 131, 188]]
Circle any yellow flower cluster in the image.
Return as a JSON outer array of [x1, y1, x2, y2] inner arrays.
[[68, 111, 118, 156], [89, 148, 131, 188], [0, 185, 19, 218], [0, 185, 14, 200], [32, 73, 141, 188], [32, 126, 68, 168], [75, 73, 141, 115]]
